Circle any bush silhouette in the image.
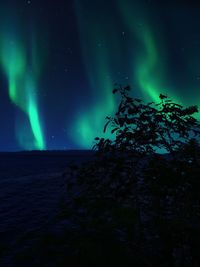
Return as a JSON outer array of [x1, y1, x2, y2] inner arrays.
[[94, 85, 200, 156], [65, 85, 200, 267]]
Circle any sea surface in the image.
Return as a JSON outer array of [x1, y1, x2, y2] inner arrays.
[[0, 151, 94, 266]]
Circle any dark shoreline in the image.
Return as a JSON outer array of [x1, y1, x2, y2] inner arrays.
[[0, 150, 95, 155]]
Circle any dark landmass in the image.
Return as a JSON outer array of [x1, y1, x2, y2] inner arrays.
[[0, 149, 199, 266]]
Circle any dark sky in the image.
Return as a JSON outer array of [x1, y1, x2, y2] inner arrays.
[[1, 0, 200, 151]]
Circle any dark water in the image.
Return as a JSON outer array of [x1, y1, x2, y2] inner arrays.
[[0, 151, 94, 178], [0, 151, 94, 266]]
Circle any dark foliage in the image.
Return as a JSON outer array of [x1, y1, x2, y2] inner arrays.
[[94, 85, 200, 155], [63, 85, 200, 267]]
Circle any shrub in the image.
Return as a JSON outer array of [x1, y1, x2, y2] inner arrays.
[[65, 85, 200, 266], [94, 85, 200, 156]]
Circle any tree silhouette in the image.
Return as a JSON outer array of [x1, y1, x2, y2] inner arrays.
[[94, 85, 200, 156], [64, 85, 200, 267]]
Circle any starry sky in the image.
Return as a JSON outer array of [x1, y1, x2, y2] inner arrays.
[[1, 0, 200, 151]]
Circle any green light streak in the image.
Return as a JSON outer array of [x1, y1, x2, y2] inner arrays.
[[136, 28, 161, 102], [27, 75, 45, 150], [0, 27, 45, 150], [117, 0, 200, 119], [0, 38, 26, 105], [117, 0, 164, 103], [73, 1, 116, 148]]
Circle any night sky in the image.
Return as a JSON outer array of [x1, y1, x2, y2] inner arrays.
[[1, 0, 200, 151]]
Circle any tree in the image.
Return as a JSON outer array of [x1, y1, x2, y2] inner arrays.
[[65, 85, 200, 267], [94, 85, 200, 157]]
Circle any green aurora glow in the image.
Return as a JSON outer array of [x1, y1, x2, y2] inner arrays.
[[1, 1, 200, 150], [0, 19, 45, 150], [72, 0, 200, 148], [73, 0, 117, 147], [73, 0, 165, 148]]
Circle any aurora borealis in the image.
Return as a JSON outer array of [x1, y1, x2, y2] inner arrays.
[[0, 2, 46, 150], [0, 30, 45, 150], [1, 0, 200, 151]]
